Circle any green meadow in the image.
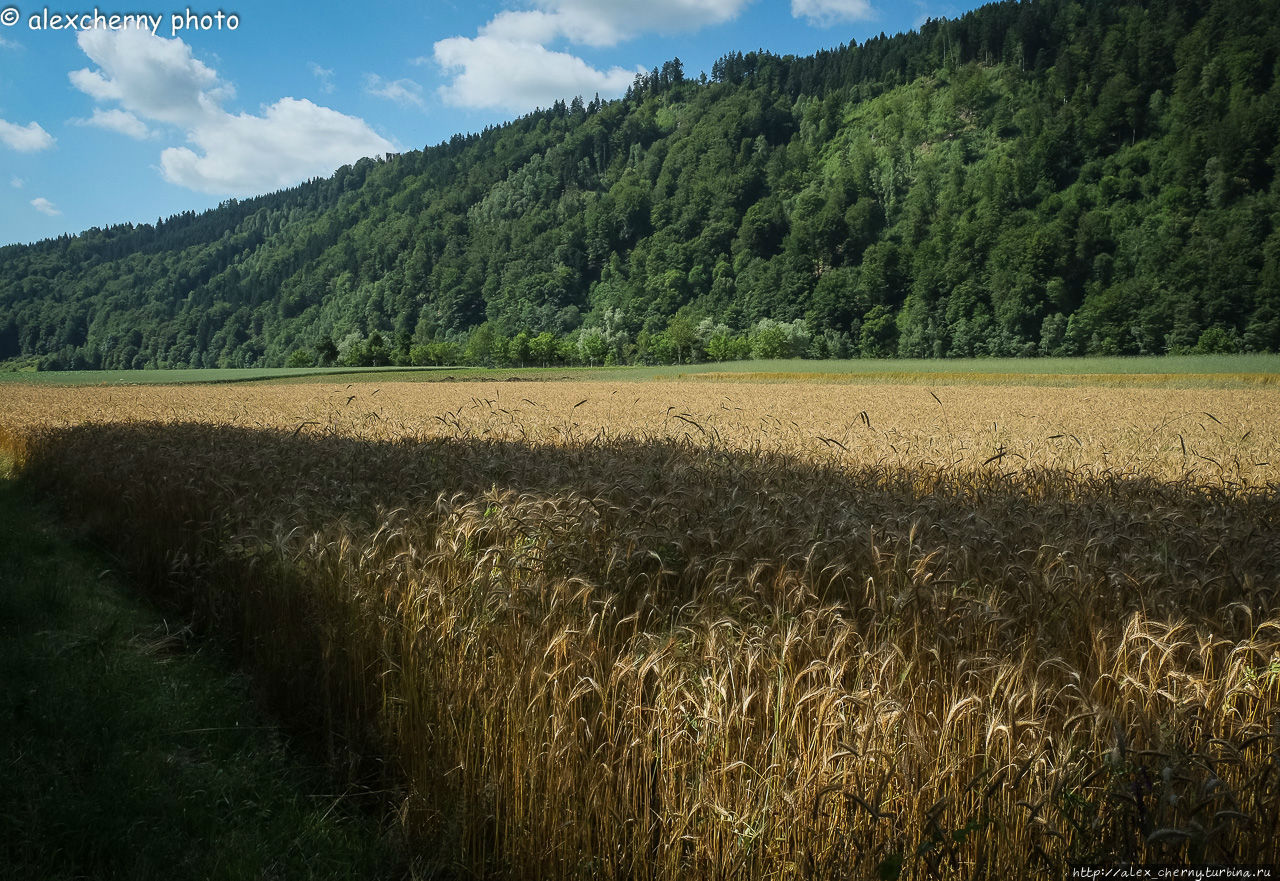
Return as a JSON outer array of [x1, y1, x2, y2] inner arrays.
[[2, 354, 1277, 388]]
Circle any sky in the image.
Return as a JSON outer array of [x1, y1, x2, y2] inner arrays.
[[0, 0, 977, 247]]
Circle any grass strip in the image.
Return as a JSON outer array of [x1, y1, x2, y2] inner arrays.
[[0, 459, 412, 880], [2, 354, 1277, 388]]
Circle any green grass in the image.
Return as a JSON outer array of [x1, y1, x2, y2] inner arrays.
[[0, 458, 413, 880], [675, 353, 1280, 375], [1, 354, 1277, 388], [258, 354, 1279, 387], [0, 365, 461, 386]]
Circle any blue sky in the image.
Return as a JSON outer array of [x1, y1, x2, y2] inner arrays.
[[0, 0, 975, 247]]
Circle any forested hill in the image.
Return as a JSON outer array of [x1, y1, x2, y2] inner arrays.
[[3, 0, 1278, 370]]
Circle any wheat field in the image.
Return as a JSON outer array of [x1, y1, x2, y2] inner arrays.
[[2, 379, 1278, 878]]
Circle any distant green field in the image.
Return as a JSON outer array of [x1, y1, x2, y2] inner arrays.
[[683, 354, 1280, 375], [0, 365, 460, 385], [1, 354, 1278, 387], [587, 354, 1280, 384]]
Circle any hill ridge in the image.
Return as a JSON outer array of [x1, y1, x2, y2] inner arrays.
[[1, 0, 1277, 370]]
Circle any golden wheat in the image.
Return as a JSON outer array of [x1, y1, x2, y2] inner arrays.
[[1, 379, 1277, 878]]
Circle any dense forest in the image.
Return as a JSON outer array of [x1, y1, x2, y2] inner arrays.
[[2, 0, 1278, 370]]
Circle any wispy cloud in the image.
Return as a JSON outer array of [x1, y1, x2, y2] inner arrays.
[[0, 118, 55, 152], [10, 176, 23, 188], [486, 0, 751, 48], [30, 197, 61, 216], [309, 61, 335, 94], [69, 24, 395, 195], [364, 74, 426, 109], [791, 0, 875, 26], [71, 107, 153, 139]]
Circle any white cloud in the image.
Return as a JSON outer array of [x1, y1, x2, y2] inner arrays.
[[0, 34, 18, 49], [309, 61, 335, 94], [434, 36, 637, 112], [68, 24, 394, 195], [791, 0, 875, 26], [10, 176, 23, 188], [480, 10, 563, 44], [72, 108, 153, 139], [70, 24, 227, 125], [31, 197, 61, 216], [364, 74, 426, 109], [509, 0, 751, 47], [160, 98, 395, 194], [0, 118, 55, 152], [433, 0, 749, 113]]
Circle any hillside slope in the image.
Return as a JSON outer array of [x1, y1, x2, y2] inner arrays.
[[1, 0, 1277, 369]]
